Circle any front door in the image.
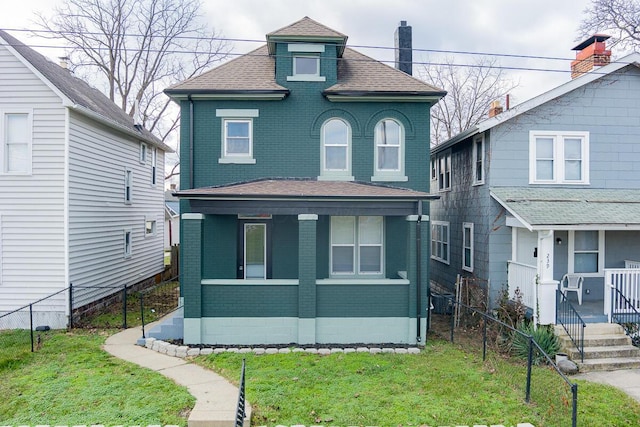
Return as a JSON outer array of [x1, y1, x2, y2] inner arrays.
[[238, 221, 271, 279]]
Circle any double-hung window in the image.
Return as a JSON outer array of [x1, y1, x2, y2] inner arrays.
[[216, 109, 259, 164], [373, 119, 407, 182], [462, 222, 474, 272], [151, 146, 157, 185], [2, 111, 32, 174], [331, 216, 383, 276], [287, 43, 325, 82], [124, 229, 132, 258], [320, 118, 353, 180], [437, 151, 451, 191], [124, 168, 133, 204], [472, 134, 484, 185], [568, 230, 603, 275], [529, 131, 589, 184], [431, 221, 450, 264]]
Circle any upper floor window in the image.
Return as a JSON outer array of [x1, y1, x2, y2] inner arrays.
[[216, 109, 259, 164], [139, 142, 148, 163], [529, 131, 589, 184], [430, 158, 437, 180], [124, 168, 133, 203], [145, 218, 156, 236], [287, 44, 326, 82], [124, 229, 132, 258], [151, 146, 157, 185], [331, 216, 383, 277], [431, 221, 450, 264], [472, 134, 484, 185], [2, 111, 32, 174], [320, 118, 353, 181], [372, 119, 407, 182], [436, 151, 451, 191]]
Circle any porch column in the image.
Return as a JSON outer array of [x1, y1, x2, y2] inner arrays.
[[298, 214, 317, 344], [406, 214, 429, 345], [537, 230, 558, 325], [182, 213, 203, 344]]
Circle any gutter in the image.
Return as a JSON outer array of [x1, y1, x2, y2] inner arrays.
[[189, 95, 194, 190], [416, 202, 422, 343]]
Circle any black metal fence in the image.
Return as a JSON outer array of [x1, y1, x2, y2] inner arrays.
[[556, 289, 586, 362], [610, 287, 640, 347], [235, 358, 247, 427], [0, 275, 181, 355], [430, 294, 579, 427]]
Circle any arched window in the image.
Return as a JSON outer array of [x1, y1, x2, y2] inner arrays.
[[373, 119, 406, 181], [320, 118, 353, 180]]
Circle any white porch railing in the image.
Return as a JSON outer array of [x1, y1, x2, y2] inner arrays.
[[507, 261, 537, 314], [625, 260, 640, 269], [604, 268, 640, 321]]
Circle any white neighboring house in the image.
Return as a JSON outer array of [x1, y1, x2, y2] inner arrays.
[[0, 30, 171, 328]]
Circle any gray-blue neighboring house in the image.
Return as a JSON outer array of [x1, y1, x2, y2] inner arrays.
[[429, 36, 640, 325]]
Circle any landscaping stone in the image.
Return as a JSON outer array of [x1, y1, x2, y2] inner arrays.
[[369, 347, 382, 354], [356, 347, 369, 353], [382, 348, 395, 353], [144, 338, 156, 349], [317, 348, 331, 355], [186, 348, 201, 357], [292, 348, 305, 353], [343, 348, 356, 353], [265, 348, 279, 354], [304, 348, 318, 354], [238, 348, 252, 354], [278, 348, 291, 354], [395, 348, 408, 354], [408, 347, 421, 354], [558, 359, 579, 375], [166, 344, 177, 357], [330, 348, 344, 353], [213, 348, 226, 354], [199, 348, 212, 355], [175, 346, 188, 358], [253, 348, 266, 355]]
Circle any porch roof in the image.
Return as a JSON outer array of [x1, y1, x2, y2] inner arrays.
[[490, 187, 640, 231], [174, 178, 438, 216]]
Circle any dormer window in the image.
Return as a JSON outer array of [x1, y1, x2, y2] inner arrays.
[[287, 44, 326, 82]]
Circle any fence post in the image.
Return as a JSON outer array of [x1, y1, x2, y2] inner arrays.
[[140, 292, 146, 339], [29, 303, 34, 353], [571, 383, 578, 427], [449, 298, 455, 343], [68, 283, 73, 330], [122, 285, 128, 329], [482, 317, 487, 361], [525, 335, 533, 403]]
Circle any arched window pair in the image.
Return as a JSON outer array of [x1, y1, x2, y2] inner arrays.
[[320, 118, 406, 181]]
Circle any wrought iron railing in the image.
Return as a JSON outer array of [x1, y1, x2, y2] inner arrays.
[[235, 358, 247, 427], [610, 287, 640, 347], [556, 289, 585, 362]]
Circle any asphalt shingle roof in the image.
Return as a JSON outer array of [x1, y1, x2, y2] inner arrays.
[[176, 178, 436, 199], [0, 29, 165, 148], [267, 16, 347, 40], [491, 187, 640, 228]]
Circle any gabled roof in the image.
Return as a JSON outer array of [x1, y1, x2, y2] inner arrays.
[[176, 178, 437, 200], [490, 187, 640, 231], [266, 16, 348, 57], [165, 18, 445, 101], [0, 30, 168, 150], [432, 52, 640, 154]]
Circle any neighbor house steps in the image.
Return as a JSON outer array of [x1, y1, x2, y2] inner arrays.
[[555, 323, 640, 372]]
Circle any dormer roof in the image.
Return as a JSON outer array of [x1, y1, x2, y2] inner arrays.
[[266, 16, 348, 57]]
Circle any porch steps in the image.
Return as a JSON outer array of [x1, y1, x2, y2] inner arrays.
[[555, 323, 640, 372]]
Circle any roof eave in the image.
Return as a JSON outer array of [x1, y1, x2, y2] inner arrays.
[[164, 89, 289, 101], [324, 90, 446, 103], [174, 192, 439, 201]]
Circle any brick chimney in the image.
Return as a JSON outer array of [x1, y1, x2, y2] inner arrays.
[[488, 100, 503, 118], [394, 21, 412, 75], [571, 34, 611, 79]]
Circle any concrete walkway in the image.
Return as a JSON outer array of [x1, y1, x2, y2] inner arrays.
[[103, 326, 251, 427], [573, 369, 640, 403]]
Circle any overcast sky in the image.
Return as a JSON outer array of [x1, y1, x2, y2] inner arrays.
[[0, 0, 608, 105]]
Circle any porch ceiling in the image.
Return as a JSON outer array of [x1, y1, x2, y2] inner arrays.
[[491, 187, 640, 230]]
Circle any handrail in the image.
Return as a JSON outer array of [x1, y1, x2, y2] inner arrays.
[[445, 295, 578, 427], [556, 289, 586, 363], [610, 286, 640, 347]]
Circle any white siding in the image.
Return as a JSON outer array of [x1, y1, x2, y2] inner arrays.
[[0, 43, 67, 315], [68, 111, 166, 307]]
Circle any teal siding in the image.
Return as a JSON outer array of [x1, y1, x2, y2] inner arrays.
[[202, 215, 237, 279], [272, 216, 299, 279], [202, 285, 298, 317], [316, 284, 409, 317], [385, 217, 408, 277]]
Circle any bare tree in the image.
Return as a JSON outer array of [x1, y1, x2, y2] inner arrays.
[[578, 0, 640, 51], [419, 57, 518, 146], [35, 0, 230, 178]]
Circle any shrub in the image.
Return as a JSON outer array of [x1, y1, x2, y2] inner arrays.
[[512, 322, 560, 365]]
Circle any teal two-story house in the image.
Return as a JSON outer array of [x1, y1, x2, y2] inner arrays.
[[165, 17, 445, 345]]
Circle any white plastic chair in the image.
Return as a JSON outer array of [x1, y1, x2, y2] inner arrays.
[[561, 274, 584, 305]]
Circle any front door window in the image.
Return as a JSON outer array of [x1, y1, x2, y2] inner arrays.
[[244, 223, 266, 279]]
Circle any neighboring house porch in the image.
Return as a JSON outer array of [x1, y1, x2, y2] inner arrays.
[[494, 187, 640, 325]]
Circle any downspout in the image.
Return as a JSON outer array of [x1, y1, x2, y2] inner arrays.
[[416, 201, 422, 342], [188, 95, 194, 190]]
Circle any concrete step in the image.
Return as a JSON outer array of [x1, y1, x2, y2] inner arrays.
[[558, 333, 632, 347], [577, 356, 640, 373], [565, 345, 640, 361], [555, 322, 625, 337]]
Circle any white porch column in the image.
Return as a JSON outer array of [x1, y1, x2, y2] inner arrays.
[[537, 230, 558, 324]]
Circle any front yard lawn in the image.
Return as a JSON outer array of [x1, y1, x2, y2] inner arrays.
[[196, 340, 640, 427]]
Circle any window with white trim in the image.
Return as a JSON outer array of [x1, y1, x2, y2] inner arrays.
[[430, 158, 437, 180], [151, 146, 157, 185], [145, 219, 156, 236], [472, 134, 484, 185], [1, 111, 32, 174], [568, 230, 604, 275], [330, 216, 383, 276], [216, 109, 259, 164], [320, 118, 352, 180], [372, 119, 406, 182], [286, 44, 326, 82], [437, 151, 451, 191], [294, 55, 319, 76], [124, 229, 132, 257], [529, 131, 589, 184], [139, 142, 147, 163], [463, 222, 474, 272], [124, 168, 132, 204], [431, 221, 450, 264]]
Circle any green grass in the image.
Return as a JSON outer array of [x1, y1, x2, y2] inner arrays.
[[0, 329, 194, 426], [196, 340, 640, 427]]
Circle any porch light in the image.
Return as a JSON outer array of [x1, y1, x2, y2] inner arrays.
[[556, 237, 562, 245]]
